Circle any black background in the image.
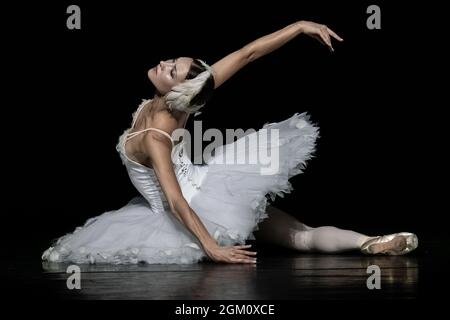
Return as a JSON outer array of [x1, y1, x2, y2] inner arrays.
[[3, 0, 445, 257]]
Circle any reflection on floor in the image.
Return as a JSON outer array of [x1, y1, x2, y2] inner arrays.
[[8, 238, 449, 301], [36, 255, 418, 300]]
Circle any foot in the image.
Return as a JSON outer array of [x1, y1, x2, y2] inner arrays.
[[360, 232, 418, 255]]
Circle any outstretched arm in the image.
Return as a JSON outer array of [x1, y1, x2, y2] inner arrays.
[[211, 20, 343, 89]]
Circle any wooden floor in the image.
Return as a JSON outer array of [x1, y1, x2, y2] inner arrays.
[[4, 239, 448, 301]]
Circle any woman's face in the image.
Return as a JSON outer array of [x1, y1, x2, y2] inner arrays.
[[148, 57, 193, 94]]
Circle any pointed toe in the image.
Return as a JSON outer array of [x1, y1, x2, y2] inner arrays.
[[361, 232, 418, 255]]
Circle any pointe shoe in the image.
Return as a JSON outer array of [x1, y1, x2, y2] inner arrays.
[[360, 232, 418, 255]]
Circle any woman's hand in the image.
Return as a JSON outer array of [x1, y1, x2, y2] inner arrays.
[[298, 20, 344, 52], [205, 244, 257, 264]]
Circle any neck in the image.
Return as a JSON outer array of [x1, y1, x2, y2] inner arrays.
[[152, 93, 189, 126]]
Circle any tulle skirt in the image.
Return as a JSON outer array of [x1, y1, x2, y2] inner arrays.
[[42, 112, 319, 264]]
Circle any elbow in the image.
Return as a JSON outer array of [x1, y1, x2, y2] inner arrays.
[[240, 46, 257, 63]]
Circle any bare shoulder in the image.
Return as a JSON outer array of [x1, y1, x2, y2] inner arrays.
[[141, 110, 178, 152]]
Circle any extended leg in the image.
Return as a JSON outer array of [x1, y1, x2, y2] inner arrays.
[[254, 205, 371, 253]]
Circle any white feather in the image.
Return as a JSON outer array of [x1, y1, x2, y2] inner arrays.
[[165, 60, 212, 114]]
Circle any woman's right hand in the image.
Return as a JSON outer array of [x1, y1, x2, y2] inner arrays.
[[205, 244, 257, 264], [298, 20, 344, 52]]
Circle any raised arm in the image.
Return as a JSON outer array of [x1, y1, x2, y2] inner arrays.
[[144, 132, 256, 264], [211, 20, 343, 89]]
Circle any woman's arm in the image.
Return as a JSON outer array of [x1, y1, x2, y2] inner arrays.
[[212, 20, 343, 89], [144, 131, 256, 264]]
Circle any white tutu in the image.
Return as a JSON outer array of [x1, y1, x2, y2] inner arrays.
[[42, 111, 319, 264]]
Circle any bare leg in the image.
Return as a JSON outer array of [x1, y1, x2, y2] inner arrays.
[[253, 205, 371, 253]]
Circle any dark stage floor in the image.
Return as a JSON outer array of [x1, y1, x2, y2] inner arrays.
[[5, 237, 448, 301]]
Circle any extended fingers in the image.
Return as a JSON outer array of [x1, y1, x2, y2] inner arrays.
[[327, 27, 344, 41], [234, 249, 257, 256], [234, 244, 252, 249], [230, 245, 257, 263], [231, 253, 257, 263], [312, 34, 327, 47], [317, 25, 344, 52], [319, 27, 333, 51], [233, 245, 257, 256]]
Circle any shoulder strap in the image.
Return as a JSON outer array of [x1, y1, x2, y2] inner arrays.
[[125, 127, 174, 147], [131, 99, 152, 129]]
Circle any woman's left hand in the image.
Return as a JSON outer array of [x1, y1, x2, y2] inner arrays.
[[298, 20, 344, 52]]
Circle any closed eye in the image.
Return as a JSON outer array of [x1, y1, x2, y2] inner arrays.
[[171, 58, 178, 79]]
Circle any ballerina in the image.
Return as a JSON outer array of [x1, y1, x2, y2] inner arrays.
[[42, 20, 418, 265]]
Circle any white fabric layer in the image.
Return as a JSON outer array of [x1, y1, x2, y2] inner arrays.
[[42, 101, 319, 264]]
